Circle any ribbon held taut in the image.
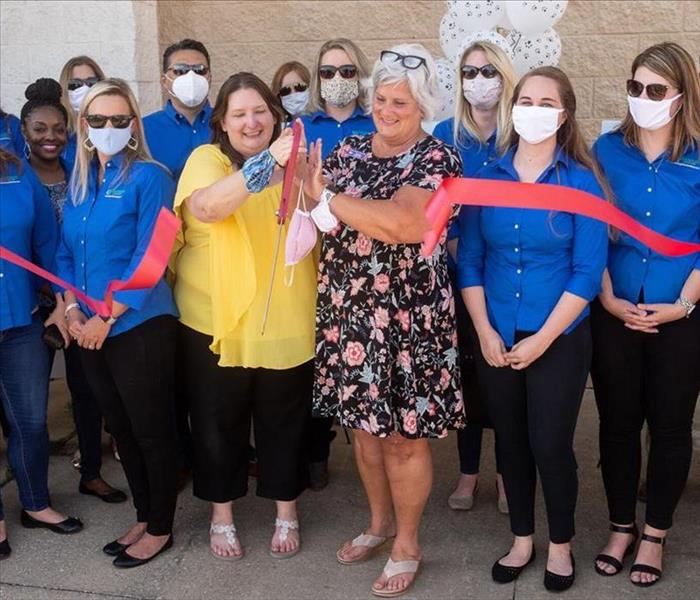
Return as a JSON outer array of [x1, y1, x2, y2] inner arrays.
[[0, 207, 180, 317], [421, 177, 700, 258]]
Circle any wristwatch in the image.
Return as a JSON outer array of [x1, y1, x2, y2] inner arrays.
[[676, 296, 696, 318], [99, 315, 118, 325], [310, 187, 339, 232]]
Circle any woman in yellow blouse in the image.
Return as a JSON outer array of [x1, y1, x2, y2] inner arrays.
[[171, 72, 315, 560]]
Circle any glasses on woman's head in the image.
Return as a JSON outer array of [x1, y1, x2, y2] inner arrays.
[[461, 64, 499, 80], [279, 83, 308, 97], [380, 51, 427, 71], [318, 64, 358, 80], [167, 63, 209, 77], [626, 79, 672, 101], [67, 77, 101, 91], [85, 114, 135, 129]]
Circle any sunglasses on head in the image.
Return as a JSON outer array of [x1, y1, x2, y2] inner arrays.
[[85, 114, 135, 129], [67, 77, 101, 91], [380, 51, 427, 71], [279, 83, 308, 97], [167, 63, 209, 77], [461, 64, 499, 80], [626, 79, 672, 101], [319, 64, 358, 80]]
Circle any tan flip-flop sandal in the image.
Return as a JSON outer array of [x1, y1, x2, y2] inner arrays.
[[336, 533, 392, 565], [371, 557, 421, 598], [270, 518, 301, 559], [209, 522, 244, 561]]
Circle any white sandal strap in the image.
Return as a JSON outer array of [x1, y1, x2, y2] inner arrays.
[[383, 558, 420, 579], [352, 533, 387, 548], [210, 522, 238, 547], [275, 518, 299, 542]]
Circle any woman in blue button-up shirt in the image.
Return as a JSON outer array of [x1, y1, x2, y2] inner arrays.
[[590, 43, 700, 588], [433, 38, 516, 516], [458, 67, 608, 592], [0, 148, 83, 559], [56, 78, 179, 569]]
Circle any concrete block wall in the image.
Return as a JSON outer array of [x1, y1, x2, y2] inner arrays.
[[157, 0, 700, 142]]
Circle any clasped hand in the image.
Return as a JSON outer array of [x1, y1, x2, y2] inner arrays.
[[66, 310, 110, 350]]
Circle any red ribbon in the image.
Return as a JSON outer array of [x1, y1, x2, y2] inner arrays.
[[422, 177, 700, 258], [278, 120, 302, 225], [0, 207, 180, 317]]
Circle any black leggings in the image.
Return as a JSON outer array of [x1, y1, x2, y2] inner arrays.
[[475, 320, 591, 544], [591, 300, 700, 530], [179, 323, 311, 503], [80, 316, 178, 536]]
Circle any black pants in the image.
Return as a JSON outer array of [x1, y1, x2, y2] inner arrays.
[[309, 415, 334, 463], [591, 300, 700, 530], [179, 323, 311, 502], [475, 320, 591, 544], [80, 316, 178, 535]]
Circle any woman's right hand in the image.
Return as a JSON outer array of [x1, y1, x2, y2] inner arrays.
[[66, 308, 88, 341], [269, 120, 307, 168], [600, 292, 656, 331], [477, 325, 508, 367]]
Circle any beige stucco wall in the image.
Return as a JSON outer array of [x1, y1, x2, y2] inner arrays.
[[157, 0, 700, 141]]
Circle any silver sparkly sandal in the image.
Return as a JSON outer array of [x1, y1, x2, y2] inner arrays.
[[270, 518, 300, 559], [209, 522, 243, 561]]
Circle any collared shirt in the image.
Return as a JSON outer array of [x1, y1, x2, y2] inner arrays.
[[301, 106, 375, 160], [0, 113, 24, 157], [143, 100, 212, 181], [0, 160, 59, 331], [457, 147, 608, 347], [593, 130, 700, 304], [56, 152, 178, 336]]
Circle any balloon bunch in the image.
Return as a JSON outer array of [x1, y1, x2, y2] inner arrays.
[[434, 1, 568, 120]]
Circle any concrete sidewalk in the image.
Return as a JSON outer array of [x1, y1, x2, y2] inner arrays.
[[1, 388, 698, 600]]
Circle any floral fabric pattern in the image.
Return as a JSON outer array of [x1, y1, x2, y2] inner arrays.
[[313, 134, 466, 439]]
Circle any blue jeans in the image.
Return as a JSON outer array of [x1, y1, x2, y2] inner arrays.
[[0, 317, 52, 519]]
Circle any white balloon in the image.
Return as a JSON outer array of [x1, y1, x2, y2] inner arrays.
[[505, 0, 568, 36], [439, 11, 467, 60], [498, 7, 514, 30], [451, 1, 505, 32], [434, 57, 456, 121], [453, 30, 514, 66], [507, 28, 562, 76]]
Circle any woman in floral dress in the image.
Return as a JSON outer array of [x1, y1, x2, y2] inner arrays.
[[305, 44, 465, 598]]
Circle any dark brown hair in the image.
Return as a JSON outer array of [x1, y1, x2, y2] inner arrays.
[[210, 72, 284, 169], [0, 147, 21, 176], [509, 66, 613, 200], [270, 61, 311, 96]]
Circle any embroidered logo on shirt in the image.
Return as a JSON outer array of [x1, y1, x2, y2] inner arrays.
[[673, 156, 700, 170], [104, 188, 126, 199], [0, 175, 20, 184]]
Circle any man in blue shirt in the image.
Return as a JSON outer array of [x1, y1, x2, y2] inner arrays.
[[143, 39, 213, 181]]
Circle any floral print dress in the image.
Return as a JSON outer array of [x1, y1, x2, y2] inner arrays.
[[313, 134, 466, 439]]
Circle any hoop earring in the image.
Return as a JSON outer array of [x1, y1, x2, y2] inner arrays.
[[23, 141, 31, 159], [83, 137, 95, 151], [127, 136, 139, 151]]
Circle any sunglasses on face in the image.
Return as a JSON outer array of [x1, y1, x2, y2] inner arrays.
[[67, 77, 101, 91], [380, 50, 427, 71], [279, 83, 308, 97], [626, 79, 672, 101], [318, 64, 358, 80], [461, 64, 499, 80], [167, 63, 209, 77], [85, 114, 135, 129]]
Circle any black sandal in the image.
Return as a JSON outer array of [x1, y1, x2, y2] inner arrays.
[[630, 533, 665, 588], [594, 523, 639, 576]]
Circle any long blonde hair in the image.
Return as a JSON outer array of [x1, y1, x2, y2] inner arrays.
[[619, 42, 700, 162], [59, 55, 105, 133], [71, 78, 157, 205], [306, 38, 371, 114], [453, 41, 516, 155]]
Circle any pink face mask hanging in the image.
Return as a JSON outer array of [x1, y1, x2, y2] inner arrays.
[[284, 184, 318, 286]]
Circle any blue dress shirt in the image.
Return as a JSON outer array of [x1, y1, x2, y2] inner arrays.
[[56, 153, 178, 336], [62, 133, 77, 172], [593, 130, 700, 304], [457, 147, 608, 347], [143, 100, 212, 181], [0, 113, 25, 157], [0, 160, 59, 331], [301, 106, 375, 159]]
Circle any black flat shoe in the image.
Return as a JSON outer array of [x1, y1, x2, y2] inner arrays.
[[594, 523, 639, 576], [0, 539, 11, 560], [492, 547, 536, 583], [103, 539, 131, 556], [113, 535, 173, 569], [630, 533, 665, 588], [544, 552, 576, 592], [20, 510, 83, 534], [79, 482, 127, 504]]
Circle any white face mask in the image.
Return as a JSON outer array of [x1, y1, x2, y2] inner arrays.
[[463, 76, 502, 111], [512, 105, 564, 145], [628, 93, 682, 131], [69, 85, 91, 113], [88, 124, 132, 156], [281, 90, 310, 117], [169, 70, 210, 108], [320, 77, 359, 107]]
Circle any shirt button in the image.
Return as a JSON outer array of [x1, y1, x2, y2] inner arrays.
[[648, 165, 652, 171], [483, 161, 488, 166], [0, 273, 4, 278], [82, 216, 87, 221], [514, 224, 520, 230], [515, 292, 520, 298], [642, 258, 647, 263], [81, 262, 85, 267], [193, 129, 197, 133], [80, 240, 84, 245], [337, 123, 341, 128], [647, 187, 652, 192], [516, 268, 522, 274], [514, 247, 520, 253], [102, 178, 106, 183], [645, 211, 651, 217], [81, 285, 86, 290]]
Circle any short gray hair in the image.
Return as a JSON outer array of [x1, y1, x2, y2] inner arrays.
[[369, 43, 440, 121]]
